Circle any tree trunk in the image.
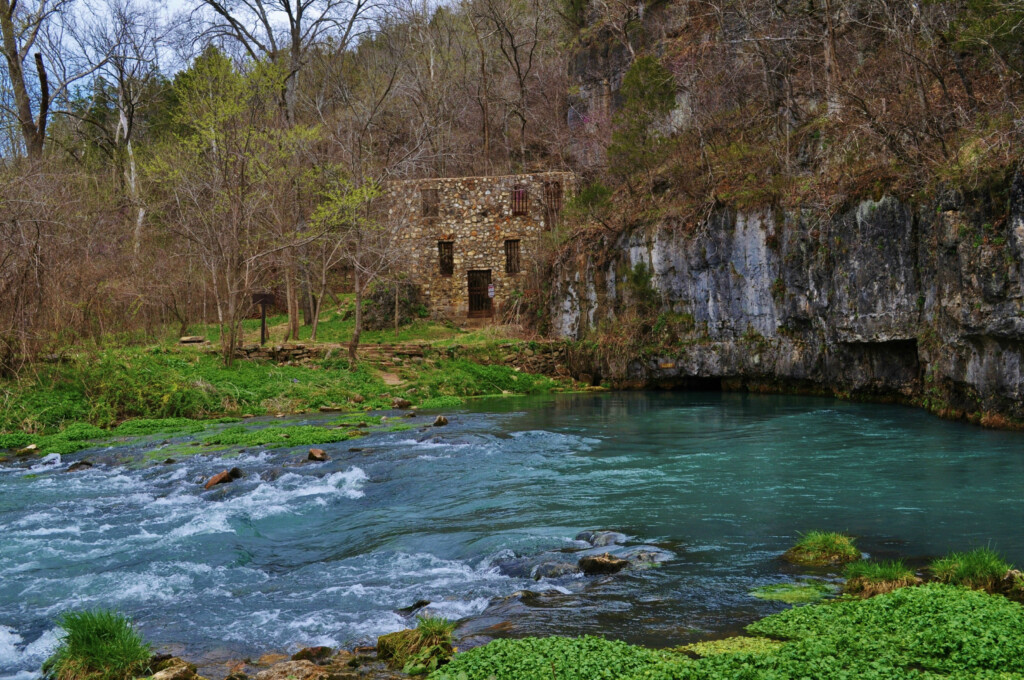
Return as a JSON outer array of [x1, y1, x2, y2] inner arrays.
[[0, 1, 49, 159], [348, 270, 362, 366], [285, 258, 301, 340], [394, 283, 399, 339]]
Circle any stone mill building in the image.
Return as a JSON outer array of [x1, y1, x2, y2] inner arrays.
[[388, 172, 573, 320]]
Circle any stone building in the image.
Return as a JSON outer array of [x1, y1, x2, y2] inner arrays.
[[388, 172, 574, 320]]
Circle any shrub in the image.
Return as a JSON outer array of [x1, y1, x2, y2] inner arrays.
[[782, 531, 860, 566], [378, 616, 456, 675], [843, 560, 918, 597], [930, 547, 1012, 592], [42, 610, 151, 680]]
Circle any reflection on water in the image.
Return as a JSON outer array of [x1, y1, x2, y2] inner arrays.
[[2, 392, 1023, 678]]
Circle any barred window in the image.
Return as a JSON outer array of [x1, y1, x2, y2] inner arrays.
[[438, 241, 454, 276], [511, 185, 528, 216], [422, 187, 439, 217], [543, 180, 563, 229], [505, 239, 521, 274]]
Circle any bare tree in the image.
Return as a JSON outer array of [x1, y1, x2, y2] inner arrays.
[[0, 0, 107, 159]]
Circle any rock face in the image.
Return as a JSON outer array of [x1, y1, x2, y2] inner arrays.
[[578, 552, 629, 575], [254, 661, 326, 680], [551, 175, 1024, 425], [291, 646, 333, 663], [151, 660, 198, 680]]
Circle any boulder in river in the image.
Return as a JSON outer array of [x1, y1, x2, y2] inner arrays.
[[308, 448, 330, 462], [291, 646, 333, 663], [254, 661, 327, 680], [66, 460, 94, 472], [579, 552, 629, 575], [433, 415, 448, 427], [204, 467, 243, 489]]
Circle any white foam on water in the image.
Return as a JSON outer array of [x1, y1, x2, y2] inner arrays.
[[421, 597, 491, 621], [0, 627, 23, 667], [0, 627, 58, 676], [31, 454, 61, 470], [0, 671, 38, 680]]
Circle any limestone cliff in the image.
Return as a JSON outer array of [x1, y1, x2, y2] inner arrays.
[[552, 176, 1024, 424]]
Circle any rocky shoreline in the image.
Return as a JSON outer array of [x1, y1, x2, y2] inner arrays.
[[143, 528, 675, 680]]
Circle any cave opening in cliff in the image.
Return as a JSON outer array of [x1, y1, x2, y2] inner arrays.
[[667, 377, 724, 391]]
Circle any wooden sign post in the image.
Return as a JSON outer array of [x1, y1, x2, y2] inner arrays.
[[251, 292, 275, 345]]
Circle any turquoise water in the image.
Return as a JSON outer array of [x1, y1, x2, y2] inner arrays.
[[2, 392, 1023, 678]]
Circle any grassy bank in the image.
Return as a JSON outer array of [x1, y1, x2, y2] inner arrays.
[[0, 314, 573, 457]]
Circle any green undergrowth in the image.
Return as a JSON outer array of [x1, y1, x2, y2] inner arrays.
[[749, 581, 837, 604], [429, 636, 667, 680], [782, 531, 860, 566], [42, 610, 151, 680], [431, 585, 1024, 679]]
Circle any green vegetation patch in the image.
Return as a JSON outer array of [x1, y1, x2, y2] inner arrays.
[[429, 636, 666, 680], [429, 585, 1024, 680], [418, 396, 465, 410], [42, 610, 151, 680], [782, 530, 860, 566], [199, 425, 360, 448], [675, 636, 783, 658], [378, 616, 456, 676], [930, 547, 1012, 592], [750, 581, 837, 604], [843, 560, 918, 597]]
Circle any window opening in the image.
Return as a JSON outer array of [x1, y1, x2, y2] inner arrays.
[[505, 239, 521, 274], [438, 241, 454, 276]]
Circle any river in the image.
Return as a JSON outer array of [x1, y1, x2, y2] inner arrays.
[[2, 392, 1023, 679]]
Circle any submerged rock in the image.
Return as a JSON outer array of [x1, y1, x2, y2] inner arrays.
[[575, 530, 627, 547], [308, 448, 330, 462], [396, 599, 431, 615], [65, 460, 94, 472], [532, 561, 581, 580], [291, 647, 332, 663], [578, 552, 629, 575], [255, 654, 289, 667]]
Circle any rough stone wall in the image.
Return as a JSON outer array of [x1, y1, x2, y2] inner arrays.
[[388, 173, 574, 319], [551, 174, 1024, 425]]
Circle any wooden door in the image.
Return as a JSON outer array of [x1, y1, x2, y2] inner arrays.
[[467, 270, 492, 318]]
